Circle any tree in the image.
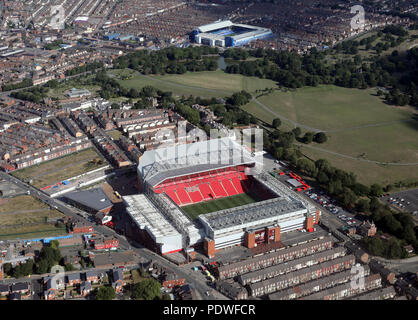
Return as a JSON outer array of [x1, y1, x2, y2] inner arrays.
[[3, 263, 12, 276], [95, 286, 116, 300], [36, 259, 49, 274], [292, 127, 302, 137], [162, 293, 171, 300], [132, 278, 161, 300], [50, 240, 59, 250], [364, 236, 385, 256], [341, 187, 357, 207], [64, 263, 75, 272], [314, 132, 327, 143], [387, 238, 405, 259], [296, 158, 317, 176], [302, 132, 315, 144], [356, 199, 370, 213], [369, 184, 384, 197], [272, 118, 281, 129]]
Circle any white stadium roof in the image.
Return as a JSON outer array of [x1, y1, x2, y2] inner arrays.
[[138, 137, 255, 187], [196, 20, 234, 33], [123, 194, 180, 239]]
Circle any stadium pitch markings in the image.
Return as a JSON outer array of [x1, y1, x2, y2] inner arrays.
[[181, 193, 257, 220]]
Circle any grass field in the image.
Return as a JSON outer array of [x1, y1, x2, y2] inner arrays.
[[110, 64, 418, 186], [243, 85, 418, 185], [107, 129, 124, 141], [0, 196, 65, 240], [325, 29, 418, 63], [181, 193, 257, 220], [111, 69, 277, 98], [11, 148, 107, 188]]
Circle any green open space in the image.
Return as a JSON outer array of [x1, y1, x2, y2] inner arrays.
[[107, 129, 124, 141], [181, 193, 258, 220], [11, 148, 107, 188], [325, 29, 418, 62], [111, 69, 277, 98], [0, 195, 65, 240], [242, 85, 418, 185], [0, 225, 67, 241]]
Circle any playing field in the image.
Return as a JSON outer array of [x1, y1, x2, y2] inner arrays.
[[111, 69, 277, 98], [0, 195, 66, 240], [11, 148, 107, 188], [243, 85, 418, 185], [181, 193, 257, 220]]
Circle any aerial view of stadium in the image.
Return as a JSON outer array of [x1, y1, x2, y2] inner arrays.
[[192, 20, 273, 47], [1, 0, 417, 309], [124, 137, 320, 257]]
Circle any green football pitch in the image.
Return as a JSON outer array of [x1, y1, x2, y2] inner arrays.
[[181, 193, 258, 220]]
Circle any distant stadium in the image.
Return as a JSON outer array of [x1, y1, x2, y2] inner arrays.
[[124, 137, 320, 257], [192, 20, 273, 47]]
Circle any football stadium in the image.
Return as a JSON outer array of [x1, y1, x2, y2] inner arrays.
[[124, 137, 320, 257], [192, 20, 273, 47]]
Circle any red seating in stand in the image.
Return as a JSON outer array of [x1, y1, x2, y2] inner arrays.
[[199, 183, 213, 200], [176, 187, 192, 204], [188, 191, 203, 203], [210, 181, 227, 197], [222, 180, 238, 196], [155, 166, 254, 205], [231, 177, 244, 193]]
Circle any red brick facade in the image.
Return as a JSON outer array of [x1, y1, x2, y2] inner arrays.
[[204, 238, 215, 258], [0, 259, 3, 280], [306, 216, 314, 230], [162, 278, 186, 288], [244, 231, 256, 249], [94, 238, 119, 250]]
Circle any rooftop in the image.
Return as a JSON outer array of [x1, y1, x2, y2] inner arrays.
[[138, 137, 255, 187], [63, 188, 113, 212], [123, 194, 181, 240]]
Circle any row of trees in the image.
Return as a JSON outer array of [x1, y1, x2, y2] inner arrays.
[[10, 86, 49, 103], [363, 236, 408, 259], [224, 26, 418, 109], [113, 46, 219, 75], [3, 240, 63, 278], [2, 78, 33, 92], [263, 124, 418, 256], [175, 90, 256, 128], [65, 61, 104, 76]]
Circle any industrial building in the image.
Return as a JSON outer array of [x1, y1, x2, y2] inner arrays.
[[192, 21, 273, 47], [126, 137, 320, 257], [63, 188, 113, 214]]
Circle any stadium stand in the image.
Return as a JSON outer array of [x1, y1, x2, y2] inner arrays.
[[152, 165, 253, 206]]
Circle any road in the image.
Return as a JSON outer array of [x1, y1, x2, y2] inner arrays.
[[373, 255, 418, 274], [0, 171, 223, 300]]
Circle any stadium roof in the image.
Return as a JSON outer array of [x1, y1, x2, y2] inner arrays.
[[196, 20, 234, 33], [199, 196, 306, 233], [63, 188, 113, 212], [123, 194, 181, 239], [138, 137, 255, 187]]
